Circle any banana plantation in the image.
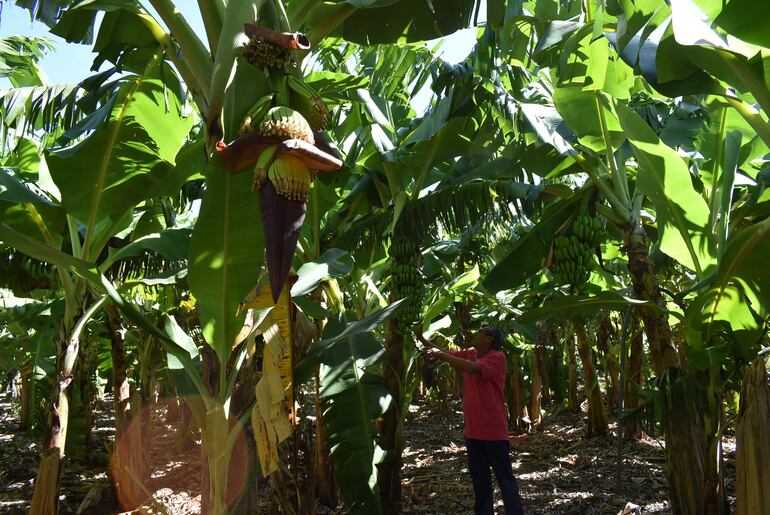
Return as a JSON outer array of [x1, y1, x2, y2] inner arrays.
[[1, 0, 770, 513]]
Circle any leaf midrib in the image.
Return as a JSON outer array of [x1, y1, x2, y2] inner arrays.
[[83, 51, 162, 260]]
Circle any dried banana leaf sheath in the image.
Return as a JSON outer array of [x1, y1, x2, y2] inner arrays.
[[260, 180, 306, 302], [244, 24, 311, 50]]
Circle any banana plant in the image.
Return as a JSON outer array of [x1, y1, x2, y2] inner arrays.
[[478, 2, 770, 512]]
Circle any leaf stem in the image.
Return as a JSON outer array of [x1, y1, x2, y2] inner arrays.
[[67, 215, 82, 260], [720, 94, 770, 149], [197, 0, 225, 52], [144, 2, 212, 100], [412, 133, 442, 200], [382, 160, 400, 205], [720, 50, 770, 121], [573, 153, 631, 223], [594, 93, 630, 206], [708, 108, 727, 232], [273, 0, 292, 32]]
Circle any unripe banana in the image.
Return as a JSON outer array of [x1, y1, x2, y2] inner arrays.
[[252, 144, 278, 192], [268, 154, 311, 201]]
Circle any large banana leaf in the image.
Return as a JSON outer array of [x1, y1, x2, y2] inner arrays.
[[483, 190, 584, 293], [306, 0, 477, 45], [422, 265, 479, 328], [295, 301, 403, 514], [100, 228, 192, 272], [0, 168, 63, 245], [0, 222, 210, 400], [552, 86, 626, 153], [518, 291, 651, 323], [614, 100, 716, 275], [713, 0, 770, 48], [187, 157, 263, 366], [0, 36, 52, 87], [47, 57, 192, 258], [714, 217, 770, 319], [291, 248, 354, 297]]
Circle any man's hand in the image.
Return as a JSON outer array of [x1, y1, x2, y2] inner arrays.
[[422, 347, 444, 360], [413, 329, 434, 349]]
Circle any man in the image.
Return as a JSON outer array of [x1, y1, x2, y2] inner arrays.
[[417, 326, 525, 515]]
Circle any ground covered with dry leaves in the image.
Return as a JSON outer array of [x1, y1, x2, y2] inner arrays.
[[401, 400, 736, 514], [1, 393, 736, 514]]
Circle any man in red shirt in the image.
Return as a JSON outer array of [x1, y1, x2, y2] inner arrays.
[[418, 326, 525, 515]]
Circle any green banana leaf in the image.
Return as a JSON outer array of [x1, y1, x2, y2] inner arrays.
[[715, 217, 770, 319], [307, 0, 476, 45], [188, 157, 263, 367], [0, 36, 51, 87], [0, 168, 63, 245], [100, 228, 192, 272], [714, 0, 770, 48], [552, 86, 626, 153], [47, 58, 192, 258], [422, 265, 479, 328], [291, 248, 354, 297], [518, 291, 651, 324], [614, 100, 716, 275], [483, 191, 584, 293], [0, 222, 210, 403], [295, 301, 404, 514]]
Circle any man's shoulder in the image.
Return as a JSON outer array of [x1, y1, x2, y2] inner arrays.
[[482, 350, 506, 361]]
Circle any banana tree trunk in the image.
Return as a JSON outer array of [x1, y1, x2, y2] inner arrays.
[[529, 348, 543, 428], [106, 304, 148, 509], [200, 345, 220, 514], [78, 335, 98, 461], [509, 351, 529, 432], [30, 320, 77, 515], [566, 330, 579, 412], [308, 287, 337, 508], [597, 315, 619, 411], [379, 319, 404, 513], [19, 360, 33, 431], [622, 219, 714, 514], [702, 367, 727, 515], [624, 311, 644, 439], [736, 357, 770, 515], [549, 331, 565, 406], [574, 323, 608, 437], [314, 373, 338, 508], [230, 354, 259, 515]]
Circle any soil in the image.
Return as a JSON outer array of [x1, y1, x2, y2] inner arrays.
[[0, 392, 737, 514]]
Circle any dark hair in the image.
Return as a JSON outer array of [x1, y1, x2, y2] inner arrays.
[[481, 325, 504, 350]]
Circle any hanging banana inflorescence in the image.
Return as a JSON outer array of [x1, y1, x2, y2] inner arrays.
[[216, 25, 342, 303]]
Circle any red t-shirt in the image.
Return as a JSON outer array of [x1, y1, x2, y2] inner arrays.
[[451, 349, 509, 441]]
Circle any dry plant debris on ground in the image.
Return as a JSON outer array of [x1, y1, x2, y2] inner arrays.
[[0, 394, 736, 514]]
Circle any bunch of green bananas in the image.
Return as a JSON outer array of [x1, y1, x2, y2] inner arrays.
[[287, 75, 331, 131], [550, 214, 605, 286], [389, 235, 423, 335], [571, 215, 603, 247], [388, 235, 416, 260], [551, 235, 593, 286]]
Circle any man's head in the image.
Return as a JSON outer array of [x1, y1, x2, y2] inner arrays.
[[470, 325, 504, 352]]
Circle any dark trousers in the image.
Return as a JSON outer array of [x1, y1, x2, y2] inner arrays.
[[466, 438, 525, 515]]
